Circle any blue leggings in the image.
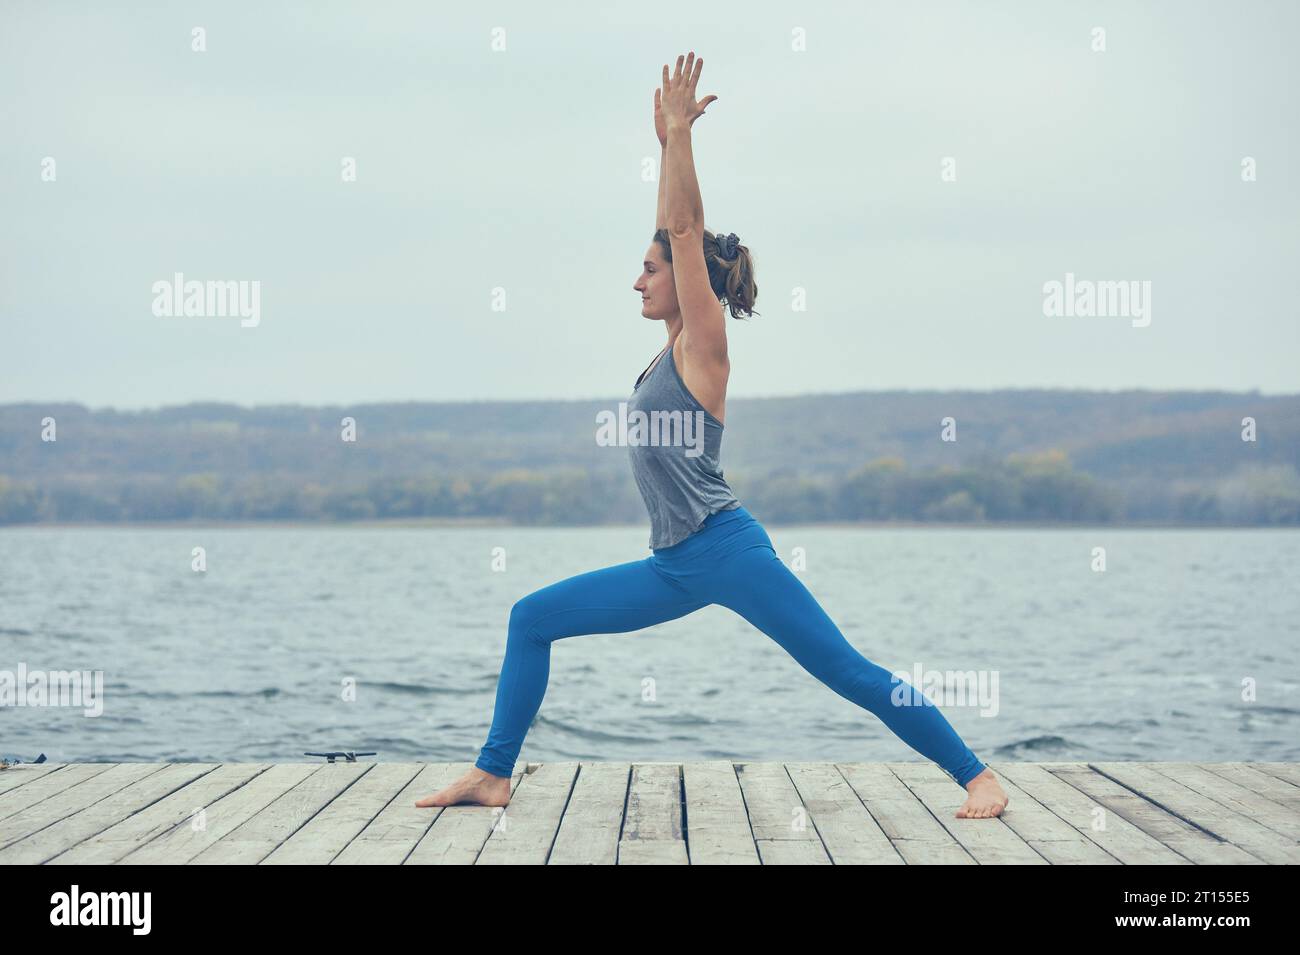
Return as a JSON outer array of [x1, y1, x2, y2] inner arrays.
[[476, 504, 987, 787]]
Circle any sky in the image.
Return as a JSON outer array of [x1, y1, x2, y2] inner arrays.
[[2, 0, 1297, 410]]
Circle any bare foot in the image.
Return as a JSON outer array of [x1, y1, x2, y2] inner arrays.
[[415, 766, 511, 808], [955, 767, 1009, 819]]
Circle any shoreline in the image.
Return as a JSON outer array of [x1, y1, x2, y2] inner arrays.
[[0, 518, 1293, 531]]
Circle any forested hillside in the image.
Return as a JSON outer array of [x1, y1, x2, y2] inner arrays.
[[1, 390, 1296, 524]]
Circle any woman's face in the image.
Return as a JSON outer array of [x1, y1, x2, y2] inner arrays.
[[634, 243, 678, 321]]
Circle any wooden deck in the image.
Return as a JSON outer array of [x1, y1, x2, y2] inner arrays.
[[1, 761, 1297, 864]]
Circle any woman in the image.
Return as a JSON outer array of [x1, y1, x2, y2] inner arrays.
[[418, 53, 1009, 820]]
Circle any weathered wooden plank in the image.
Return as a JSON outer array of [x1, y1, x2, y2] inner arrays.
[[0, 763, 116, 822], [963, 763, 1119, 864], [736, 762, 829, 864], [335, 763, 518, 864], [1144, 763, 1300, 841], [616, 763, 688, 865], [757, 838, 835, 864], [617, 840, 691, 863], [1090, 762, 1300, 864], [837, 762, 972, 864], [476, 762, 577, 865], [1244, 762, 1300, 788], [547, 762, 630, 865], [1053, 764, 1257, 864], [784, 763, 902, 864], [120, 763, 321, 864], [187, 762, 371, 864], [889, 762, 1046, 864], [8, 762, 1296, 865], [0, 761, 64, 796], [1199, 762, 1300, 811], [0, 763, 218, 864], [261, 763, 423, 865], [50, 764, 270, 864], [993, 762, 1183, 864], [403, 765, 528, 865], [680, 761, 759, 865], [0, 763, 165, 849]]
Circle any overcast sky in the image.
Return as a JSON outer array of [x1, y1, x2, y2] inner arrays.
[[2, 1, 1296, 410]]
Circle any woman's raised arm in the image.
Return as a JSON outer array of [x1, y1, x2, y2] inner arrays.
[[660, 52, 727, 360], [653, 79, 713, 231], [654, 93, 668, 231]]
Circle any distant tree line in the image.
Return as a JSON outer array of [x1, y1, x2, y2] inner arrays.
[[2, 451, 1297, 525]]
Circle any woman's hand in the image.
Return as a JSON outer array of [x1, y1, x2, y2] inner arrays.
[[655, 52, 717, 146]]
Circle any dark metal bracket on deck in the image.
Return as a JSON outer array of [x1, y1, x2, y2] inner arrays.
[[304, 751, 377, 763]]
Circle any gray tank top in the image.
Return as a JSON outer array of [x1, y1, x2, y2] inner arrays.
[[627, 343, 741, 549]]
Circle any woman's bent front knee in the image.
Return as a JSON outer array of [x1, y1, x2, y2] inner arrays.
[[507, 592, 550, 646]]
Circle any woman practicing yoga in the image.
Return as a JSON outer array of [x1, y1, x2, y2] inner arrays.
[[418, 53, 1009, 819]]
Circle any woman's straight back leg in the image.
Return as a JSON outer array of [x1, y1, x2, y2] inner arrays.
[[705, 521, 988, 788], [475, 557, 709, 778]]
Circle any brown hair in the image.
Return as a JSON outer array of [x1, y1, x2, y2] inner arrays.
[[652, 228, 758, 320]]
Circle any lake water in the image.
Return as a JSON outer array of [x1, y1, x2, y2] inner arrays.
[[2, 523, 1297, 768]]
